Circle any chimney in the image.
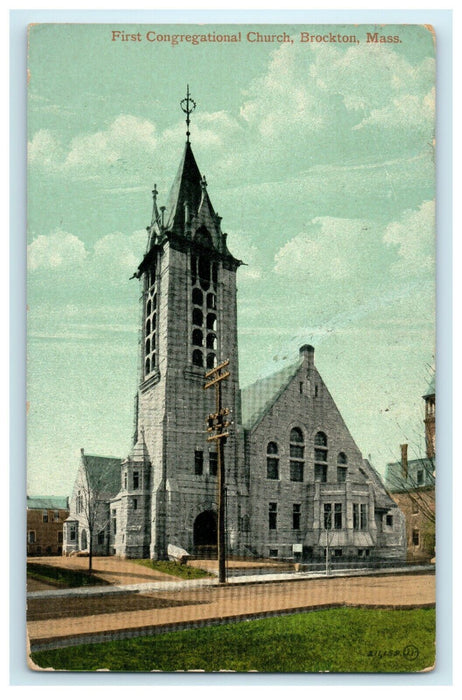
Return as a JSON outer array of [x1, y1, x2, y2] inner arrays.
[[299, 344, 315, 368], [400, 444, 408, 479]]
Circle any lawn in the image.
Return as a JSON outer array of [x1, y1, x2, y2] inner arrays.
[[31, 607, 435, 673], [134, 559, 213, 580], [27, 562, 108, 589]]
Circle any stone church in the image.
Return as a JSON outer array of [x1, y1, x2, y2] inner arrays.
[[64, 97, 405, 564]]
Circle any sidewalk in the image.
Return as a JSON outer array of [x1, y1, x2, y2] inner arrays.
[[27, 568, 435, 652]]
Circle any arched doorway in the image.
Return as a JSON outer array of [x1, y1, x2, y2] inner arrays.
[[193, 510, 217, 553]]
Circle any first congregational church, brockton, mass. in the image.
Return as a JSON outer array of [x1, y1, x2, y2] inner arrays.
[[63, 92, 406, 565]]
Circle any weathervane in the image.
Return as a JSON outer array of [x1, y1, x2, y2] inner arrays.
[[180, 84, 196, 143]]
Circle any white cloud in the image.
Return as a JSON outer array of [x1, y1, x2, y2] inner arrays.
[[274, 216, 374, 281], [28, 130, 65, 167], [384, 200, 435, 276], [27, 228, 146, 280], [27, 229, 88, 271], [226, 230, 262, 280]]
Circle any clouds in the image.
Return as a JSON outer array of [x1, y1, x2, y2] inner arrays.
[[384, 200, 435, 276], [28, 228, 146, 282], [274, 216, 375, 281], [28, 229, 87, 271]]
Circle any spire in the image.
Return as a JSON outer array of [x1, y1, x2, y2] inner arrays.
[[180, 84, 196, 144]]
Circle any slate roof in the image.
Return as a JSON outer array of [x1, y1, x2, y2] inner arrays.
[[165, 141, 209, 236], [81, 454, 122, 499], [361, 459, 397, 510], [27, 496, 68, 510], [241, 359, 302, 430]]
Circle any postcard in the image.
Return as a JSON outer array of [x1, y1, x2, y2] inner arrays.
[[26, 23, 436, 673]]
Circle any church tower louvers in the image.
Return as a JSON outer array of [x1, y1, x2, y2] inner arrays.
[[117, 89, 243, 560]]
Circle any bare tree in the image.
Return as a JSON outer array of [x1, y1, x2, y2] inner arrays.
[[76, 452, 113, 573]]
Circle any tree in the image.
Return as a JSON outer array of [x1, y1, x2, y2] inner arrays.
[[75, 450, 115, 573]]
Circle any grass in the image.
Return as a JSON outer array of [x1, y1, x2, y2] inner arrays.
[[31, 607, 435, 673], [134, 559, 213, 580], [27, 562, 108, 589]]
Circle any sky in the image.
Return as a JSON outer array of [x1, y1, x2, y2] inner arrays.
[[26, 22, 435, 496]]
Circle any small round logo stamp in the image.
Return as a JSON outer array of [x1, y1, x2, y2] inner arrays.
[[403, 644, 419, 660]]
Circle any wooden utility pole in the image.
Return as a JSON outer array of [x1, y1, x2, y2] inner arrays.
[[204, 359, 231, 584]]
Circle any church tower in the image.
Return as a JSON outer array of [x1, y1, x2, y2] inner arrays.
[[121, 89, 243, 559]]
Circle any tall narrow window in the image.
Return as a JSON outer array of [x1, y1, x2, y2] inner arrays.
[[315, 431, 328, 483], [290, 427, 304, 482], [337, 453, 348, 483], [195, 450, 204, 476], [334, 503, 343, 529], [360, 503, 368, 530], [266, 442, 279, 480], [323, 503, 332, 530], [133, 471, 140, 490], [293, 503, 301, 530], [353, 503, 359, 530], [269, 502, 277, 530]]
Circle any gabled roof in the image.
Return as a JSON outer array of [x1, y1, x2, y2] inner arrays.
[[27, 496, 68, 510], [361, 459, 397, 510], [81, 454, 121, 499], [241, 359, 302, 430]]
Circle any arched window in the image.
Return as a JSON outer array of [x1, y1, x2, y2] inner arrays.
[[146, 318, 151, 336], [145, 357, 150, 375], [192, 329, 203, 347], [315, 432, 328, 482], [206, 333, 217, 350], [145, 338, 150, 355], [206, 353, 216, 369], [212, 263, 218, 285], [192, 288, 203, 306], [337, 452, 348, 483], [192, 349, 203, 367], [152, 313, 156, 330], [192, 308, 203, 326], [290, 428, 304, 482], [146, 299, 151, 317], [206, 313, 217, 331], [266, 442, 279, 479]]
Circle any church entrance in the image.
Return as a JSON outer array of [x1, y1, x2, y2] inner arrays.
[[193, 510, 217, 555]]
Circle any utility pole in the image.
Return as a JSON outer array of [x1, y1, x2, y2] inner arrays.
[[204, 359, 231, 584]]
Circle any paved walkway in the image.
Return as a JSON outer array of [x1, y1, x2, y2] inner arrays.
[[28, 568, 435, 652]]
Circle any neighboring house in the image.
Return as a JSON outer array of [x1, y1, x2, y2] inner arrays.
[[27, 496, 69, 556], [63, 451, 122, 556], [65, 100, 406, 564], [385, 376, 436, 561]]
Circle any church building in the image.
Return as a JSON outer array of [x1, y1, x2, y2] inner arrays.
[[64, 92, 405, 564]]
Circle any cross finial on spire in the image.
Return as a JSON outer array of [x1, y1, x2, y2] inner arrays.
[[180, 84, 196, 143]]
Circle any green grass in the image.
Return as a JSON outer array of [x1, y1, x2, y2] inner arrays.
[[134, 559, 214, 580], [31, 607, 435, 673], [27, 562, 108, 589]]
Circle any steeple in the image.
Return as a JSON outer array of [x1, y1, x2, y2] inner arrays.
[[139, 87, 241, 266]]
